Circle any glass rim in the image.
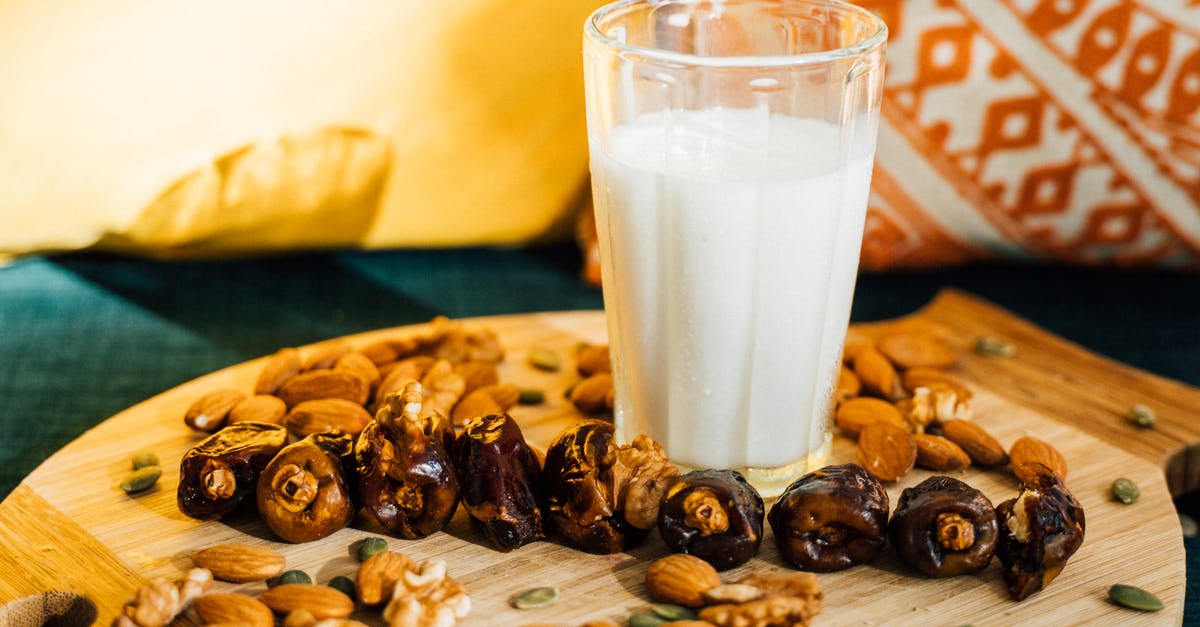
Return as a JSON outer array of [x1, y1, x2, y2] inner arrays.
[[584, 0, 888, 68]]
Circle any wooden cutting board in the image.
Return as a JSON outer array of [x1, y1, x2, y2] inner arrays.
[[0, 289, 1194, 626]]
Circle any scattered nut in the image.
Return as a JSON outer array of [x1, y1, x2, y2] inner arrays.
[[120, 466, 162, 494], [527, 347, 561, 372], [877, 332, 956, 369], [644, 554, 721, 608], [913, 434, 971, 471], [1108, 584, 1164, 612], [1009, 436, 1068, 484], [193, 593, 274, 627], [852, 348, 901, 399], [131, 452, 159, 470], [358, 537, 390, 562], [512, 586, 559, 609], [1111, 478, 1140, 504], [257, 584, 355, 619], [834, 397, 906, 438], [703, 584, 763, 605], [192, 544, 286, 583], [184, 389, 247, 433], [1128, 404, 1157, 429], [974, 336, 1015, 357], [939, 419, 1008, 467], [856, 422, 916, 483]]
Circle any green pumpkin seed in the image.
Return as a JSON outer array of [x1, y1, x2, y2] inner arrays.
[[527, 347, 561, 372], [627, 612, 668, 627], [974, 336, 1015, 357], [130, 452, 159, 470], [1129, 404, 1156, 429], [518, 388, 545, 405], [119, 466, 161, 494], [327, 575, 356, 599], [1108, 584, 1164, 612], [512, 586, 559, 609], [1111, 478, 1140, 504], [650, 603, 697, 621], [270, 570, 311, 586], [357, 536, 389, 562]]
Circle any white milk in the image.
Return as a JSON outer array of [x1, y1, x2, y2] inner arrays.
[[590, 108, 873, 481]]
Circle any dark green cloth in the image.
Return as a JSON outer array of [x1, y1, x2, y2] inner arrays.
[[2, 247, 1197, 616]]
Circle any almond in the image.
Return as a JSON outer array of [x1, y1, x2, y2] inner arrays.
[[835, 365, 862, 404], [1009, 436, 1068, 483], [360, 339, 403, 366], [450, 383, 521, 427], [913, 433, 971, 471], [852, 348, 901, 399], [877, 332, 956, 370], [357, 551, 415, 606], [453, 360, 500, 395], [302, 341, 352, 371], [285, 399, 372, 437], [278, 371, 370, 408], [645, 554, 721, 608], [334, 352, 382, 388], [257, 584, 354, 619], [228, 394, 288, 425], [192, 544, 285, 582], [184, 389, 247, 433], [901, 367, 972, 400], [375, 356, 437, 404], [571, 373, 614, 414], [256, 348, 302, 395], [576, 344, 612, 376], [194, 593, 274, 627], [857, 422, 917, 482], [834, 397, 906, 438], [940, 419, 1008, 467]]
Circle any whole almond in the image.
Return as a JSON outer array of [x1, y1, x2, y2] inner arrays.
[[645, 554, 721, 608], [571, 373, 614, 415], [576, 344, 612, 376], [901, 367, 972, 400], [360, 339, 402, 366], [257, 584, 354, 619], [877, 332, 956, 370], [375, 356, 437, 404], [913, 433, 972, 471], [857, 422, 917, 482], [853, 348, 901, 399], [192, 544, 285, 582], [278, 371, 370, 408], [454, 360, 500, 395], [228, 394, 288, 425], [256, 348, 302, 395], [334, 351, 381, 388], [285, 399, 372, 437], [834, 397, 906, 438], [1009, 436, 1068, 483], [357, 551, 415, 606], [184, 389, 247, 433], [836, 365, 862, 404], [302, 341, 353, 371], [451, 383, 521, 427], [940, 419, 1008, 467], [194, 593, 274, 627]]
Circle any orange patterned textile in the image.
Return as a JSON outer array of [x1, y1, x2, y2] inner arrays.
[[858, 0, 1200, 269]]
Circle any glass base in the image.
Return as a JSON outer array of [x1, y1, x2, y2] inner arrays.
[[671, 432, 832, 500]]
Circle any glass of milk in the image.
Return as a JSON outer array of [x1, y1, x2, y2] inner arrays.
[[583, 0, 886, 497]]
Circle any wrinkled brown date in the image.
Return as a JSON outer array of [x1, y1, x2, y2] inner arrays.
[[257, 431, 359, 543], [996, 462, 1086, 600], [889, 475, 998, 577], [355, 381, 460, 539], [177, 422, 288, 520], [543, 420, 678, 554], [768, 464, 889, 572], [658, 469, 764, 571], [453, 412, 545, 551]]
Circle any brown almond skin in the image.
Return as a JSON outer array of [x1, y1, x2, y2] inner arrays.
[[877, 332, 956, 370], [454, 360, 500, 395], [853, 348, 900, 399], [835, 398, 906, 438], [836, 365, 862, 404], [334, 351, 382, 387], [256, 348, 302, 395], [228, 394, 288, 425], [939, 419, 1009, 467], [194, 593, 274, 627], [576, 344, 612, 376], [184, 389, 247, 433], [644, 554, 721, 608], [192, 544, 285, 582], [302, 341, 353, 371], [356, 551, 413, 606], [901, 367, 972, 400], [857, 422, 916, 483], [277, 371, 370, 408], [257, 584, 354, 619], [571, 373, 614, 414], [913, 434, 972, 471], [285, 398, 372, 437], [1009, 436, 1067, 483]]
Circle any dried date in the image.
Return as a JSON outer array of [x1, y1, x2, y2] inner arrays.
[[453, 412, 545, 551], [996, 462, 1086, 600], [658, 469, 764, 571], [889, 475, 998, 577], [257, 431, 359, 543], [177, 422, 287, 520], [767, 464, 889, 572]]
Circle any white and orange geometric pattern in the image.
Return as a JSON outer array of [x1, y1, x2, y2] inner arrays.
[[857, 0, 1200, 269]]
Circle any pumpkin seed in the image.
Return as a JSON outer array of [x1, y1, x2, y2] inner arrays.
[[1128, 404, 1156, 429], [518, 388, 545, 405], [650, 603, 697, 621], [1108, 584, 1163, 612], [357, 536, 389, 562], [1111, 478, 1139, 504], [527, 347, 561, 372], [627, 612, 667, 627], [327, 575, 355, 599], [973, 336, 1015, 357], [130, 452, 159, 470], [119, 466, 162, 494], [512, 586, 559, 609], [270, 570, 311, 586]]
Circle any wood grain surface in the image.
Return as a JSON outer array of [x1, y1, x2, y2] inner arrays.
[[0, 290, 1192, 626]]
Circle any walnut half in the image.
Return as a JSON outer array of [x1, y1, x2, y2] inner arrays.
[[381, 559, 471, 627]]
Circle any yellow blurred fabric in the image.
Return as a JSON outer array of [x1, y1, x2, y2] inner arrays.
[[0, 1, 601, 261]]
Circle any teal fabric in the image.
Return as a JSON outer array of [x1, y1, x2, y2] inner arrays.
[[1, 248, 1197, 617]]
